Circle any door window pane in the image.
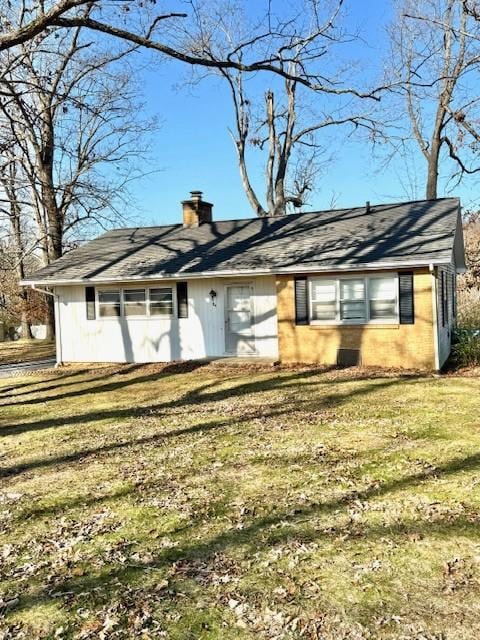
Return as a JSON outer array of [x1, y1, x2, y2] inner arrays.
[[150, 288, 173, 315], [228, 286, 251, 311], [124, 289, 146, 316], [98, 290, 121, 317], [227, 287, 252, 333]]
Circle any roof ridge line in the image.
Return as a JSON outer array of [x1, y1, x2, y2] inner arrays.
[[102, 197, 460, 233]]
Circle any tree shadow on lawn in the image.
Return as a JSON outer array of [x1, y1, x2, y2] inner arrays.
[[11, 448, 480, 619], [0, 362, 425, 440], [0, 374, 411, 478], [0, 368, 90, 397], [0, 360, 423, 409], [0, 361, 210, 408], [0, 367, 317, 436], [0, 364, 149, 401]]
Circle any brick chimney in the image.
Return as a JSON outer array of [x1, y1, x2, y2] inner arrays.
[[182, 191, 213, 227]]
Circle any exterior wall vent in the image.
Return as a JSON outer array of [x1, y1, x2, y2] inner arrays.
[[337, 348, 361, 367]]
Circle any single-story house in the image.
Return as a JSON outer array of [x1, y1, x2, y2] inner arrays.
[[22, 192, 465, 370]]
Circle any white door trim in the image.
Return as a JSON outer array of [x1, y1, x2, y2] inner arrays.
[[224, 281, 256, 355]]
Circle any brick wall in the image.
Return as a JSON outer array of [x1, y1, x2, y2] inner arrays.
[[276, 268, 436, 369]]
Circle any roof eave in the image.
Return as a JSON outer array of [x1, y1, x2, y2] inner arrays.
[[20, 258, 452, 287]]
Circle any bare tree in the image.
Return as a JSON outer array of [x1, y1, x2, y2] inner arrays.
[[0, 159, 35, 339], [0, 27, 152, 254], [0, 0, 387, 95], [0, 15, 155, 336], [183, 0, 383, 216], [390, 0, 480, 199], [222, 71, 382, 217], [0, 235, 48, 338]]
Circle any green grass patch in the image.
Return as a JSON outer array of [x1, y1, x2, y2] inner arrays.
[[0, 362, 479, 638]]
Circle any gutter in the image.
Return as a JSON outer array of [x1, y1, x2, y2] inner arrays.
[[30, 285, 62, 367], [20, 258, 453, 288]]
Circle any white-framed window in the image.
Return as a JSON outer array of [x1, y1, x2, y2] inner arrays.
[[123, 288, 147, 316], [340, 278, 366, 321], [309, 275, 399, 324], [369, 277, 397, 320], [96, 286, 174, 318], [150, 287, 173, 316], [98, 289, 121, 317], [310, 279, 336, 321]]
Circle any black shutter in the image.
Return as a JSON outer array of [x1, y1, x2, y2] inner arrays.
[[85, 286, 96, 320], [294, 277, 309, 325], [399, 271, 414, 324], [177, 282, 188, 318]]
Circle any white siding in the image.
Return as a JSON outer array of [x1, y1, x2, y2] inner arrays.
[[436, 263, 456, 368], [56, 276, 278, 363]]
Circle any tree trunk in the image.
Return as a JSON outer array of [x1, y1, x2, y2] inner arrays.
[[9, 190, 34, 341], [271, 76, 296, 217], [45, 296, 55, 340], [39, 163, 63, 260], [36, 151, 59, 341], [20, 314, 33, 340], [236, 140, 267, 216], [19, 290, 33, 340], [426, 141, 440, 199], [265, 90, 276, 215]]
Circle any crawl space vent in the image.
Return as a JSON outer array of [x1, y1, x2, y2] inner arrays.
[[337, 348, 361, 367]]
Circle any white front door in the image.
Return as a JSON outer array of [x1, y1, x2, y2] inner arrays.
[[225, 284, 255, 354]]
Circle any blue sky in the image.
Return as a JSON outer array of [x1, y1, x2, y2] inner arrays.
[[122, 0, 479, 227]]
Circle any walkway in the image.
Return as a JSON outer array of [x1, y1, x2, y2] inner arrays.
[[0, 358, 57, 378]]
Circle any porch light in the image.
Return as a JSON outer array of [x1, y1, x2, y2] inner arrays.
[[209, 289, 217, 306]]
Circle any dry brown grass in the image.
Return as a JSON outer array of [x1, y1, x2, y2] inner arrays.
[[0, 340, 55, 365]]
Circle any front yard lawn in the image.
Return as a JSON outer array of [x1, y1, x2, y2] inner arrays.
[[0, 340, 55, 365], [1, 362, 480, 639]]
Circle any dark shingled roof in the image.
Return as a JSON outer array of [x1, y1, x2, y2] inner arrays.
[[24, 198, 462, 284]]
